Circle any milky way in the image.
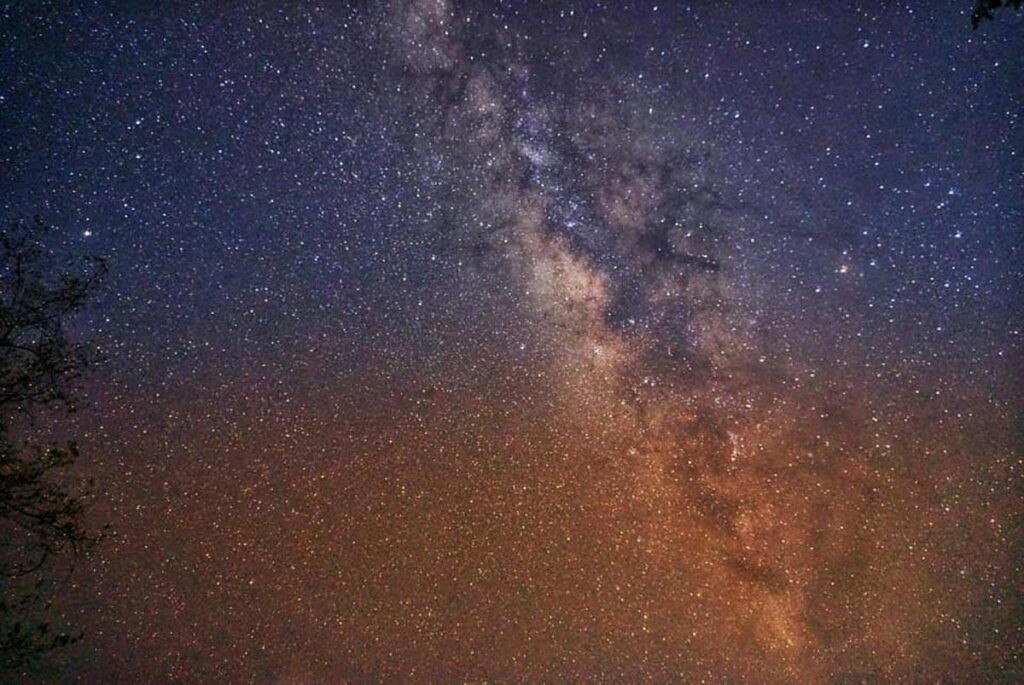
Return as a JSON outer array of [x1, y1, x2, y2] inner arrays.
[[2, 1, 1021, 683]]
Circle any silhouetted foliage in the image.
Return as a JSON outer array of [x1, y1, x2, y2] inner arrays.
[[0, 217, 106, 674], [972, 0, 1023, 28]]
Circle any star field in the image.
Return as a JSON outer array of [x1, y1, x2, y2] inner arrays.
[[1, 1, 1021, 682]]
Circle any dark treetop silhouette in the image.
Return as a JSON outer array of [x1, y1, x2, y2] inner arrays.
[[972, 0, 1023, 27], [0, 218, 105, 674]]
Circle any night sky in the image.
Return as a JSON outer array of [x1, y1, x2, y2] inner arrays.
[[2, 1, 1022, 682]]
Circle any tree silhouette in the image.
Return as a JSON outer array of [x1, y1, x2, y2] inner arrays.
[[972, 0, 1023, 28], [0, 217, 106, 674]]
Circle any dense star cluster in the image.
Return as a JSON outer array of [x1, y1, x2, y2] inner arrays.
[[1, 1, 1021, 682]]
